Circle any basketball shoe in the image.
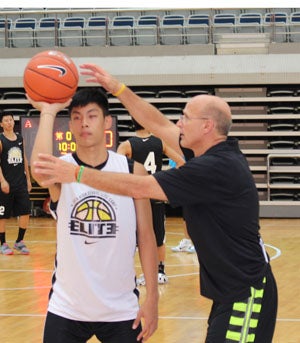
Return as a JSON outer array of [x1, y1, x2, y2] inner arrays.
[[136, 273, 169, 286], [14, 241, 30, 255], [171, 238, 195, 253], [0, 243, 13, 255]]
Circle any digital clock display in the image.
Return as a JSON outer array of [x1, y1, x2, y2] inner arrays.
[[21, 116, 118, 165]]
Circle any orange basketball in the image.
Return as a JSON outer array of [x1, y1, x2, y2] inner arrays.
[[23, 50, 79, 103]]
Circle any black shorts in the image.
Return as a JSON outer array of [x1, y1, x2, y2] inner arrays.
[[151, 201, 165, 247], [43, 312, 143, 343], [205, 267, 277, 343], [0, 186, 31, 219]]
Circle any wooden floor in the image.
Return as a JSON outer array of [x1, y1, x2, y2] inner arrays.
[[0, 216, 299, 343]]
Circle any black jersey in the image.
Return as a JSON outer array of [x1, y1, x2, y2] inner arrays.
[[129, 135, 163, 175], [154, 138, 269, 303], [0, 133, 27, 191]]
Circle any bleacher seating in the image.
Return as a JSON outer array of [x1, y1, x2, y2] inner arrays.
[[109, 16, 134, 46], [10, 17, 36, 47], [135, 15, 158, 46], [186, 14, 210, 44], [289, 12, 300, 42], [237, 13, 262, 33], [59, 16, 85, 47], [36, 17, 60, 47], [85, 16, 107, 46], [2, 91, 26, 99], [212, 13, 236, 43], [264, 12, 288, 43], [0, 7, 300, 47], [160, 14, 185, 45], [157, 90, 185, 98]]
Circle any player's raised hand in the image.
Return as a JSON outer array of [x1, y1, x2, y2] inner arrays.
[[26, 94, 71, 116]]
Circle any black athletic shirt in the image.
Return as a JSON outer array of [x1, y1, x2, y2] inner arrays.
[[154, 138, 269, 303], [0, 133, 27, 191], [128, 135, 163, 174]]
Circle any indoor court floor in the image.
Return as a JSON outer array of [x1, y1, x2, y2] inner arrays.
[[0, 216, 299, 342]]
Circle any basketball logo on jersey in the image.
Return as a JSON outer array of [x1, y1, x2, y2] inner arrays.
[[69, 195, 117, 239], [7, 146, 23, 166]]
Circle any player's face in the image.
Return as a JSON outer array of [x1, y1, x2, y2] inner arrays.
[[0, 115, 15, 131], [69, 103, 112, 148]]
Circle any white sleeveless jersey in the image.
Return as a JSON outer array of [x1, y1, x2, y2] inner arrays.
[[48, 151, 139, 321]]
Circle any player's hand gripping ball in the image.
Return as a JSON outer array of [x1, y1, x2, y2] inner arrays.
[[23, 50, 78, 103]]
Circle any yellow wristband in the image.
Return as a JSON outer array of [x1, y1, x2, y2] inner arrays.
[[112, 83, 126, 97]]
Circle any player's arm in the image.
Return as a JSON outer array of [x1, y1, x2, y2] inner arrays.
[[80, 63, 182, 155], [27, 96, 71, 202], [116, 140, 132, 158], [0, 166, 9, 194], [162, 142, 185, 167], [0, 141, 9, 194], [23, 140, 32, 192], [132, 161, 158, 341]]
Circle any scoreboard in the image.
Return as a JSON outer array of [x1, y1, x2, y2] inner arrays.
[[21, 116, 118, 165]]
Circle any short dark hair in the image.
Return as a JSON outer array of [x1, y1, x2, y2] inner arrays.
[[131, 118, 144, 131], [68, 88, 109, 117], [0, 111, 13, 123]]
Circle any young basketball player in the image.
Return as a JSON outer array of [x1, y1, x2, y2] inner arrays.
[[28, 88, 158, 343], [0, 112, 32, 255]]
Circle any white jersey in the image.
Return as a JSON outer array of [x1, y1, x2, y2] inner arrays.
[[48, 151, 139, 321]]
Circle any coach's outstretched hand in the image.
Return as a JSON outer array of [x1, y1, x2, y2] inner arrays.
[[80, 64, 123, 96], [33, 153, 76, 186]]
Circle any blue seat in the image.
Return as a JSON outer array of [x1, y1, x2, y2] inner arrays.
[[0, 18, 12, 29], [85, 16, 107, 46], [11, 18, 36, 47], [135, 15, 158, 45], [112, 16, 134, 27], [138, 15, 158, 25], [160, 15, 185, 45], [36, 17, 60, 47], [186, 14, 210, 44], [59, 16, 85, 46], [289, 12, 300, 42], [237, 13, 262, 33], [214, 13, 236, 25], [213, 13, 236, 42], [110, 16, 135, 46], [264, 12, 288, 42]]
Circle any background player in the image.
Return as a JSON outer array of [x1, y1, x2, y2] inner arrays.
[[0, 112, 32, 255], [117, 118, 184, 285]]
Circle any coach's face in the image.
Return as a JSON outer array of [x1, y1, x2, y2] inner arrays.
[[69, 103, 112, 149], [177, 97, 211, 153]]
